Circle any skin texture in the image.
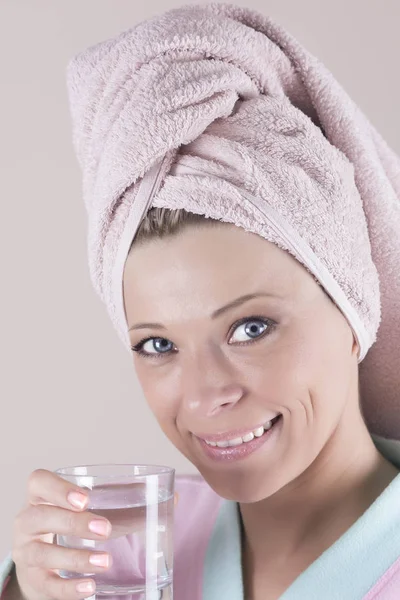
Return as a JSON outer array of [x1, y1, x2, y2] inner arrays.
[[123, 223, 399, 599]]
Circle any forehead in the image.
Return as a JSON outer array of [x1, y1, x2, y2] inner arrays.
[[123, 225, 312, 326], [127, 223, 295, 277]]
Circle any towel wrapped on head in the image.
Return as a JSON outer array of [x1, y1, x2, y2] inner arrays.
[[66, 2, 400, 440]]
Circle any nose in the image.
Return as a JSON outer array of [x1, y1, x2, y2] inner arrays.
[[180, 344, 246, 418]]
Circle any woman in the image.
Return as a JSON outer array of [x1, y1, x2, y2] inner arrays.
[[123, 207, 400, 599], [1, 3, 400, 600]]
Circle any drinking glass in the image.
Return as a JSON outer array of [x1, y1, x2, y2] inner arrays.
[[54, 464, 175, 599]]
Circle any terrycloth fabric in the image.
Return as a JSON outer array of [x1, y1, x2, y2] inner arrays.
[[65, 2, 400, 440]]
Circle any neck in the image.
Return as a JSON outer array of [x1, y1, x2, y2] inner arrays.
[[239, 400, 399, 593]]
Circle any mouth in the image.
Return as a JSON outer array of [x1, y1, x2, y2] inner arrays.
[[194, 414, 283, 463]]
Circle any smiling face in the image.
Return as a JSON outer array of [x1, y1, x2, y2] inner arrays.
[[123, 222, 360, 502]]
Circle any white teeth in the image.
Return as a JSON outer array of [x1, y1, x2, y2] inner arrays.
[[228, 437, 243, 447], [253, 426, 264, 437], [204, 416, 280, 448], [216, 440, 230, 448]]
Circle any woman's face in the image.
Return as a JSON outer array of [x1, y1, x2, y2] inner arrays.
[[123, 223, 359, 502]]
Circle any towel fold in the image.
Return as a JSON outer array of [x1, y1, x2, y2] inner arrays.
[[66, 2, 400, 440]]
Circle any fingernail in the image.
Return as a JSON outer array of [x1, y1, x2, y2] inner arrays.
[[89, 553, 110, 568], [76, 581, 95, 594], [88, 519, 111, 536], [68, 491, 88, 509]]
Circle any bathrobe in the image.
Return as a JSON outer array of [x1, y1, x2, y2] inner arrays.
[[1, 433, 400, 599]]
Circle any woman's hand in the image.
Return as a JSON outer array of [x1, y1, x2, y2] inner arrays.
[[10, 469, 113, 600]]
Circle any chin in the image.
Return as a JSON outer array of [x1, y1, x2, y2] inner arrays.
[[195, 465, 282, 503], [173, 443, 270, 502]]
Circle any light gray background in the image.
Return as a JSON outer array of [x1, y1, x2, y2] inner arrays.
[[0, 0, 399, 560]]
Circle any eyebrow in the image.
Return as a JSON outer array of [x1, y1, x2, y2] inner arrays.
[[128, 292, 280, 332]]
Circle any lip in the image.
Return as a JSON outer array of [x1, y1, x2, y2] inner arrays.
[[194, 414, 282, 443], [195, 414, 283, 463]]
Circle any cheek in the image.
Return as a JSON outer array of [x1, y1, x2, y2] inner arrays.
[[276, 316, 353, 431], [251, 324, 330, 422], [135, 362, 181, 423], [250, 328, 313, 396], [134, 363, 191, 456]]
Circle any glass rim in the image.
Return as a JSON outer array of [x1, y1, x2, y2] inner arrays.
[[54, 463, 175, 479]]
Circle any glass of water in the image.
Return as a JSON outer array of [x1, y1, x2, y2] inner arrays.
[[54, 464, 175, 599]]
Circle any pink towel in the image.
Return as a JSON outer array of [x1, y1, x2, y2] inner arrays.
[[65, 3, 400, 440]]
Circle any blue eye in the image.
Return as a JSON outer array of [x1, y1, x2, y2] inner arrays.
[[131, 316, 274, 359], [229, 319, 269, 343], [134, 338, 174, 356]]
